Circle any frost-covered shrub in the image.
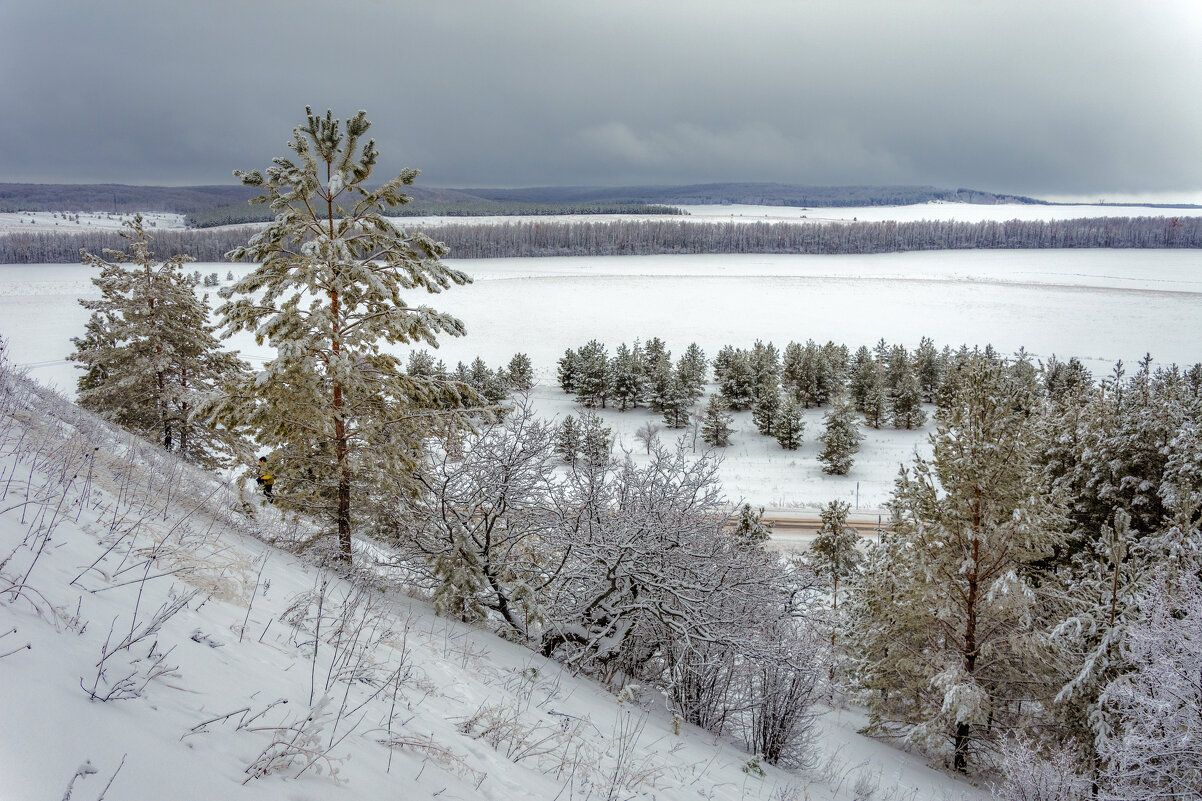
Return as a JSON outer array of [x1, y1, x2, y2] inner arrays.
[[1097, 573, 1202, 800], [993, 736, 1091, 801]]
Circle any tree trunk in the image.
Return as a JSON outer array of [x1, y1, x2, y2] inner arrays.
[[328, 188, 352, 563], [955, 492, 983, 774], [337, 461, 351, 561]]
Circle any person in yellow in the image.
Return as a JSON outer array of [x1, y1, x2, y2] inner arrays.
[[256, 456, 275, 502]]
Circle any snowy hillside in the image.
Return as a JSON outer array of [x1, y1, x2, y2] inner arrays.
[[0, 362, 987, 800]]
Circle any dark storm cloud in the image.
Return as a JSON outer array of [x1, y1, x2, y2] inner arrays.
[[2, 0, 1199, 196]]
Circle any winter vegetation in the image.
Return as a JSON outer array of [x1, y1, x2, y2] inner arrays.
[[3, 109, 1201, 799], [184, 200, 687, 228], [211, 107, 481, 562], [0, 348, 987, 800], [552, 335, 953, 476], [0, 180, 1040, 215], [2, 213, 1200, 263]]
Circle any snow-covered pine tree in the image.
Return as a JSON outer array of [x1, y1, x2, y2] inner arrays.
[[914, 336, 943, 403], [700, 395, 734, 447], [732, 503, 774, 545], [848, 345, 876, 412], [818, 399, 862, 475], [749, 340, 780, 388], [555, 414, 581, 464], [573, 340, 612, 408], [577, 411, 614, 467], [884, 344, 910, 397], [659, 374, 693, 429], [862, 369, 888, 429], [677, 342, 707, 402], [215, 108, 475, 561], [645, 352, 675, 413], [466, 357, 508, 405], [808, 499, 862, 683], [505, 352, 534, 391], [786, 339, 837, 408], [773, 397, 804, 450], [641, 336, 668, 377], [717, 350, 756, 411], [794, 340, 821, 407], [1039, 358, 1202, 786], [406, 349, 442, 378], [850, 352, 1066, 773], [1043, 509, 1143, 789], [821, 340, 850, 397], [751, 381, 781, 437], [889, 366, 926, 429], [71, 214, 248, 467], [713, 344, 737, 385], [557, 348, 580, 394], [609, 342, 643, 411], [809, 500, 862, 610]]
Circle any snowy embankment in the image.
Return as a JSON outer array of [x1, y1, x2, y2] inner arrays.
[[0, 366, 986, 800]]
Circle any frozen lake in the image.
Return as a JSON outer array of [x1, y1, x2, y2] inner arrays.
[[2, 248, 1199, 508], [5, 249, 1201, 395]]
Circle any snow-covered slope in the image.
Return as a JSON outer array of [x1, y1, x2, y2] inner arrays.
[[0, 365, 986, 800]]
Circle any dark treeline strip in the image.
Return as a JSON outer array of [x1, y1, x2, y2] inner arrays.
[[0, 181, 1040, 214], [184, 201, 686, 228], [425, 215, 1202, 257], [0, 184, 259, 214], [2, 215, 1199, 264], [0, 227, 263, 263]]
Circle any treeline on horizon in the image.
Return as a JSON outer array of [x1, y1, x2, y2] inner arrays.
[[0, 180, 1040, 215], [1, 215, 1199, 264], [182, 200, 686, 228]]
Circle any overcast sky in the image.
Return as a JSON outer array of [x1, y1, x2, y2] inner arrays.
[[2, 0, 1199, 199]]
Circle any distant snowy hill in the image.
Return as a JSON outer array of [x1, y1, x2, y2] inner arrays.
[[0, 361, 986, 800]]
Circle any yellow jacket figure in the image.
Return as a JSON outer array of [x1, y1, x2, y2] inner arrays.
[[256, 457, 275, 502]]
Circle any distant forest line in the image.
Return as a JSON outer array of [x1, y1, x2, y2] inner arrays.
[[0, 181, 1040, 217], [183, 201, 686, 228], [1, 215, 1198, 264]]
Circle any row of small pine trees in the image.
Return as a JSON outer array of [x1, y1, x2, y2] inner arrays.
[[553, 336, 973, 475]]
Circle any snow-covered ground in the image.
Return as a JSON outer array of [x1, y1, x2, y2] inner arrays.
[[371, 201, 1202, 229], [2, 248, 1199, 509], [0, 210, 185, 235], [5, 201, 1197, 237], [0, 366, 987, 801], [674, 201, 1202, 224]]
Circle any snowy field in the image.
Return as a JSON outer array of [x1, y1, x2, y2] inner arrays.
[[2, 201, 1199, 237], [0, 210, 184, 234], [0, 368, 988, 801], [356, 201, 1202, 229], [670, 201, 1202, 225], [1, 248, 1199, 509]]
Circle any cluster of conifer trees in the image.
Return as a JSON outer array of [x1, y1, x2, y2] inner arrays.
[[4, 214, 1199, 263], [554, 336, 958, 474], [833, 350, 1202, 793], [405, 349, 532, 407]]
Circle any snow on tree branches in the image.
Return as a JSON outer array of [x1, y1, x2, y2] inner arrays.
[[214, 108, 477, 561]]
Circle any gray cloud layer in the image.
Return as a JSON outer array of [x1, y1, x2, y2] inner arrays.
[[2, 0, 1199, 196]]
